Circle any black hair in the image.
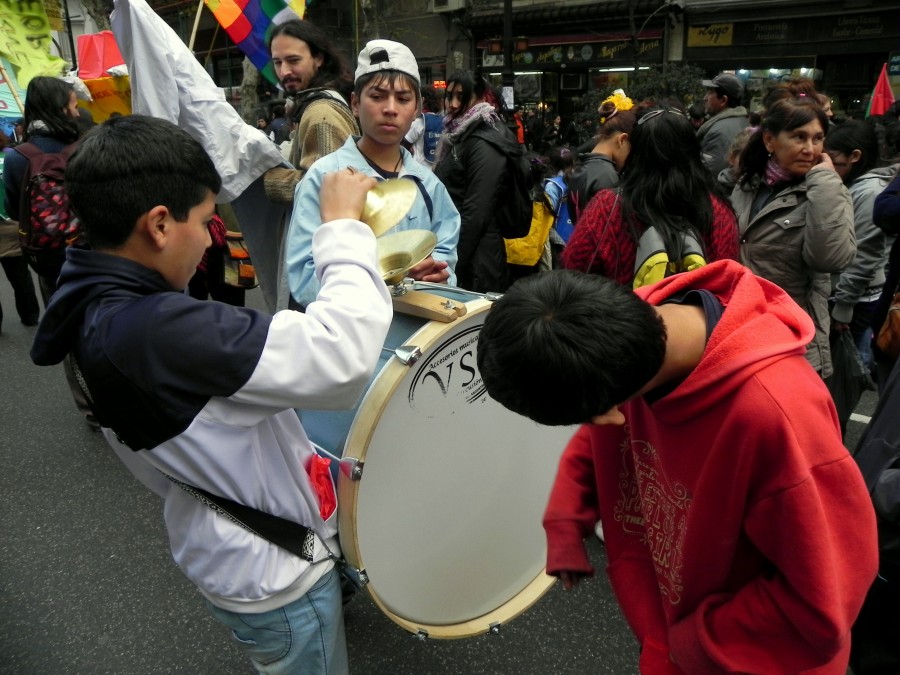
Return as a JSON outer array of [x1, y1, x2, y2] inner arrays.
[[619, 107, 722, 249], [738, 98, 829, 183], [688, 101, 706, 121], [477, 269, 667, 426], [444, 69, 475, 121], [353, 71, 421, 106], [824, 119, 882, 185], [65, 115, 222, 249], [421, 86, 439, 112], [23, 77, 80, 144], [267, 20, 353, 92], [544, 145, 575, 182]]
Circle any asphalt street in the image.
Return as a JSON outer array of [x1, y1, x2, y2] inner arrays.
[[0, 271, 876, 674]]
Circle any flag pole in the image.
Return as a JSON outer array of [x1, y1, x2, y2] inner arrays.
[[189, 0, 206, 51], [0, 62, 24, 114]]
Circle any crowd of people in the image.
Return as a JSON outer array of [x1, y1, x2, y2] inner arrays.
[[6, 14, 900, 674]]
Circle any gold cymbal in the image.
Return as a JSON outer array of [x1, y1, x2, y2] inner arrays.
[[376, 229, 438, 284], [362, 178, 418, 237]]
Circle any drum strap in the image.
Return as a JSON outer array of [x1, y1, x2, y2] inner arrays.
[[71, 357, 318, 563], [161, 473, 317, 562]]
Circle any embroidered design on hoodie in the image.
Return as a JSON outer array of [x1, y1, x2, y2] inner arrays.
[[613, 435, 692, 605]]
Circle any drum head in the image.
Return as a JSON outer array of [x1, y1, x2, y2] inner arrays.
[[338, 299, 574, 638]]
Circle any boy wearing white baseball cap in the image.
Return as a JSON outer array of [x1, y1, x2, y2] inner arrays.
[[284, 39, 460, 309]]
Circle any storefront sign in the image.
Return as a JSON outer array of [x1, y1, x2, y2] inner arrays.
[[688, 11, 898, 51], [888, 52, 900, 77], [687, 24, 734, 48], [486, 37, 661, 69]]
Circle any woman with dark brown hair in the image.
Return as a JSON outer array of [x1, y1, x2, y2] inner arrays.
[[732, 97, 855, 378]]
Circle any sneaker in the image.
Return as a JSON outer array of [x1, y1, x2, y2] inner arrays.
[[594, 520, 605, 543]]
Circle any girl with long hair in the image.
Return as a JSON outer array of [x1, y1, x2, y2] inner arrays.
[[562, 107, 739, 286], [434, 69, 523, 292]]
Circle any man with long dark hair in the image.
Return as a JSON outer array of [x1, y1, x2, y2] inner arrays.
[[264, 20, 359, 204]]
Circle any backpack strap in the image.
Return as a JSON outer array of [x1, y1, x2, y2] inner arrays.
[[291, 89, 350, 124], [403, 174, 434, 221], [633, 226, 706, 290]]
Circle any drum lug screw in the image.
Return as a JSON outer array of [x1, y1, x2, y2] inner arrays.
[[442, 300, 456, 310], [340, 457, 364, 482], [414, 630, 429, 641], [485, 292, 503, 302], [394, 345, 422, 366], [489, 622, 502, 635]]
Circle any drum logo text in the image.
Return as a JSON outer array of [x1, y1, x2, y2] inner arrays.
[[407, 328, 487, 407]]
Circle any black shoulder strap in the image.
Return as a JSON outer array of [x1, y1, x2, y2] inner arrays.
[[162, 473, 316, 561], [69, 357, 317, 562], [292, 90, 350, 124], [404, 175, 434, 221]]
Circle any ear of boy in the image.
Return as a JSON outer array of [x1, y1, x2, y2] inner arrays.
[[144, 205, 173, 249]]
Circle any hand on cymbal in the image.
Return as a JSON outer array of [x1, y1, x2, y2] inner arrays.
[[320, 167, 376, 223], [407, 256, 450, 284]]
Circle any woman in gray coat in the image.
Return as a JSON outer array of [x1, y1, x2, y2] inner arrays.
[[731, 97, 855, 378]]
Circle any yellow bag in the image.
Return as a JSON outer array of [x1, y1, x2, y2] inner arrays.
[[505, 197, 554, 267]]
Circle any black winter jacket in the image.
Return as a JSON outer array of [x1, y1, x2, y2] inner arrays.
[[434, 120, 517, 293]]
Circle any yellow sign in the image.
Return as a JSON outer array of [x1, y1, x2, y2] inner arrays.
[[687, 24, 734, 48], [0, 0, 68, 87], [42, 0, 63, 31], [80, 76, 132, 122]]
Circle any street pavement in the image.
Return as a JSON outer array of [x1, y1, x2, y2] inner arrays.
[[0, 272, 877, 674]]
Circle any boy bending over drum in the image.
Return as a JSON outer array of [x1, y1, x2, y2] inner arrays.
[[476, 263, 878, 675]]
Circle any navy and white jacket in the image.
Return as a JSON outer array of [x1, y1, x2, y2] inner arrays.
[[31, 219, 392, 612]]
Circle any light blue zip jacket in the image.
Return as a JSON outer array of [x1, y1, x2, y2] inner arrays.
[[285, 136, 460, 308]]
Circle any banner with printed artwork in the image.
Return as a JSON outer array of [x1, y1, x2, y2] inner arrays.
[[0, 57, 25, 118], [0, 0, 68, 87]]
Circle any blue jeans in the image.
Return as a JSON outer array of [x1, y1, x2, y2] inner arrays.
[[206, 567, 348, 675]]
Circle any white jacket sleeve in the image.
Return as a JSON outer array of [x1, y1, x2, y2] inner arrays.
[[233, 217, 392, 410]]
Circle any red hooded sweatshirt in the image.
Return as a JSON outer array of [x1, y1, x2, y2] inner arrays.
[[543, 260, 878, 674]]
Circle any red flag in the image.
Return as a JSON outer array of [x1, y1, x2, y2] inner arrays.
[[867, 63, 896, 117]]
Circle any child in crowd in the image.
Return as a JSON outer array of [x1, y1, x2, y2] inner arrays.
[[284, 39, 460, 309], [30, 114, 393, 673]]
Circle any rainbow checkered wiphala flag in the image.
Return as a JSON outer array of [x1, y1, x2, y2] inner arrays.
[[204, 0, 308, 84]]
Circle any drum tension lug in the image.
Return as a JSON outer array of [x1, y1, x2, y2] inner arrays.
[[489, 622, 502, 635], [414, 629, 429, 641], [340, 457, 364, 481], [393, 345, 422, 366]]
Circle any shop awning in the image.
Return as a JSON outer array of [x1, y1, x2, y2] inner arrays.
[[466, 0, 667, 31]]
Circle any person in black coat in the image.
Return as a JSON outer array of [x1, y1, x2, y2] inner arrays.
[[434, 71, 519, 293]]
